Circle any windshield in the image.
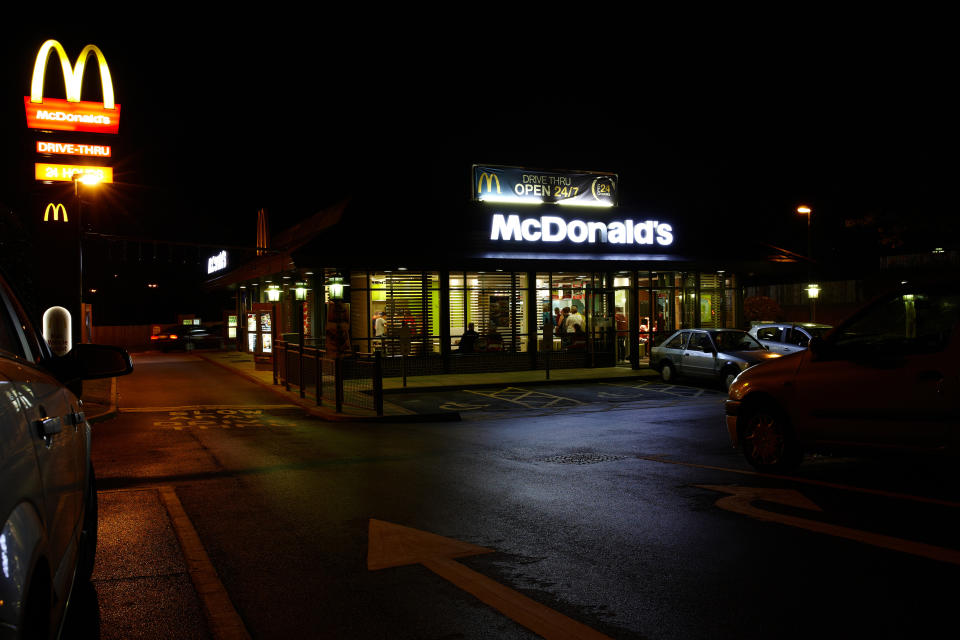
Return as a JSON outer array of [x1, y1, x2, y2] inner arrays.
[[832, 292, 959, 353], [710, 330, 765, 351], [806, 326, 831, 339]]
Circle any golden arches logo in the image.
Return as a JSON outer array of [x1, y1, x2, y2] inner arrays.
[[30, 39, 115, 109], [44, 203, 68, 222], [477, 172, 501, 195]]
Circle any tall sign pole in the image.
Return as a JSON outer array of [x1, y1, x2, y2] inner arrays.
[[25, 39, 121, 349]]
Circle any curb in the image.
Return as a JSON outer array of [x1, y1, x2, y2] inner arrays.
[[382, 371, 660, 395]]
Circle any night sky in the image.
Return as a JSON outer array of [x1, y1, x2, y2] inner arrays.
[[1, 18, 952, 273]]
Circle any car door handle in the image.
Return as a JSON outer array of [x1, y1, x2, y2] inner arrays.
[[35, 415, 63, 436]]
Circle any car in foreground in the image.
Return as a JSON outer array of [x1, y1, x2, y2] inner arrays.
[[748, 322, 833, 355], [151, 324, 225, 351], [650, 328, 782, 391], [726, 280, 960, 471], [1, 269, 133, 638]]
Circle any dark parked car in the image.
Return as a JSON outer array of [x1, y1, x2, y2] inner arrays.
[[726, 280, 960, 471], [151, 324, 225, 351], [1, 268, 132, 638]]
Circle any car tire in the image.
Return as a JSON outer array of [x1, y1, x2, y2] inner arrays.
[[76, 464, 98, 582], [740, 401, 802, 472], [23, 564, 51, 639], [660, 361, 675, 383], [721, 367, 740, 392]]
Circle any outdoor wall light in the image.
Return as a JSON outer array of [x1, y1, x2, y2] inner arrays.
[[806, 284, 821, 299], [267, 285, 281, 302], [328, 275, 344, 300], [294, 283, 308, 300]]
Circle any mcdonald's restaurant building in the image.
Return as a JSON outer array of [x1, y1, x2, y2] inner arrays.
[[207, 165, 795, 375]]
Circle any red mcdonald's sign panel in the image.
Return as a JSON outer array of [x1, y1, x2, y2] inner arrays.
[[24, 40, 120, 134]]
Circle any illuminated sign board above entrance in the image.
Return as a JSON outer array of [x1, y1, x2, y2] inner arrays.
[[473, 165, 617, 207], [24, 40, 120, 134], [490, 213, 673, 246]]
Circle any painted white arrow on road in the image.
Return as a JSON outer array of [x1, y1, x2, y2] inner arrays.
[[367, 519, 612, 639], [697, 484, 960, 566]]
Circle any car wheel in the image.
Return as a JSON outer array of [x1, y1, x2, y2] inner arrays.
[[721, 367, 740, 392], [740, 401, 801, 472], [660, 361, 675, 383], [76, 464, 98, 582]]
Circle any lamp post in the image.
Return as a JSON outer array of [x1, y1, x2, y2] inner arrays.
[[72, 172, 101, 345], [796, 205, 812, 263], [797, 205, 816, 322]]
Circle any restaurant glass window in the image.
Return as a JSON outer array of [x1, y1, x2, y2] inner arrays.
[[535, 273, 557, 352], [584, 273, 612, 356], [699, 272, 724, 328], [350, 271, 371, 353], [651, 271, 676, 346], [613, 271, 631, 363], [460, 272, 526, 352], [636, 271, 652, 359], [680, 272, 697, 329], [722, 273, 738, 328], [366, 270, 439, 356]]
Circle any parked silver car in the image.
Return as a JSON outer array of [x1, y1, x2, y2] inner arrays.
[[748, 322, 833, 355], [1, 269, 132, 638], [651, 328, 782, 391]]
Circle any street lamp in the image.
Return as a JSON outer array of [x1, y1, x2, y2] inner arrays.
[[796, 205, 812, 262], [73, 172, 101, 345], [796, 205, 816, 321]]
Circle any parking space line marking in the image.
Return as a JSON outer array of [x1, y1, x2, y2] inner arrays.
[[465, 387, 584, 409], [158, 486, 251, 640]]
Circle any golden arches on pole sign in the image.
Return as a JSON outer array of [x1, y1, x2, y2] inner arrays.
[[30, 39, 115, 109]]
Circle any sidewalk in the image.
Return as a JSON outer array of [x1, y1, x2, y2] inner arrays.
[[84, 350, 660, 423], [195, 350, 660, 422]]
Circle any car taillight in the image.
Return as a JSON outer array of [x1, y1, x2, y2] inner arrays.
[[169, 334, 178, 340]]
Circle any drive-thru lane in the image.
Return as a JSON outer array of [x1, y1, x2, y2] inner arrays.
[[70, 352, 960, 639]]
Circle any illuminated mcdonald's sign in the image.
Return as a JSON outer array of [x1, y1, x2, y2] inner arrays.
[[23, 39, 121, 134], [37, 141, 111, 157], [476, 172, 501, 196], [473, 165, 617, 206], [43, 202, 68, 222], [35, 163, 113, 183]]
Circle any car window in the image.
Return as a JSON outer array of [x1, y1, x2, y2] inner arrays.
[[0, 298, 24, 357], [756, 326, 783, 341], [712, 331, 765, 351], [832, 291, 960, 354], [786, 328, 810, 347], [0, 282, 27, 359], [687, 332, 712, 351], [664, 332, 687, 349]]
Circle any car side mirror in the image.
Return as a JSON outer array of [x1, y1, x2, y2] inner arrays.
[[50, 344, 134, 383]]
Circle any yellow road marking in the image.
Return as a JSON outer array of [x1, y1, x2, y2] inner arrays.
[[368, 519, 611, 639], [465, 387, 583, 409], [158, 486, 251, 640], [698, 484, 960, 566]]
